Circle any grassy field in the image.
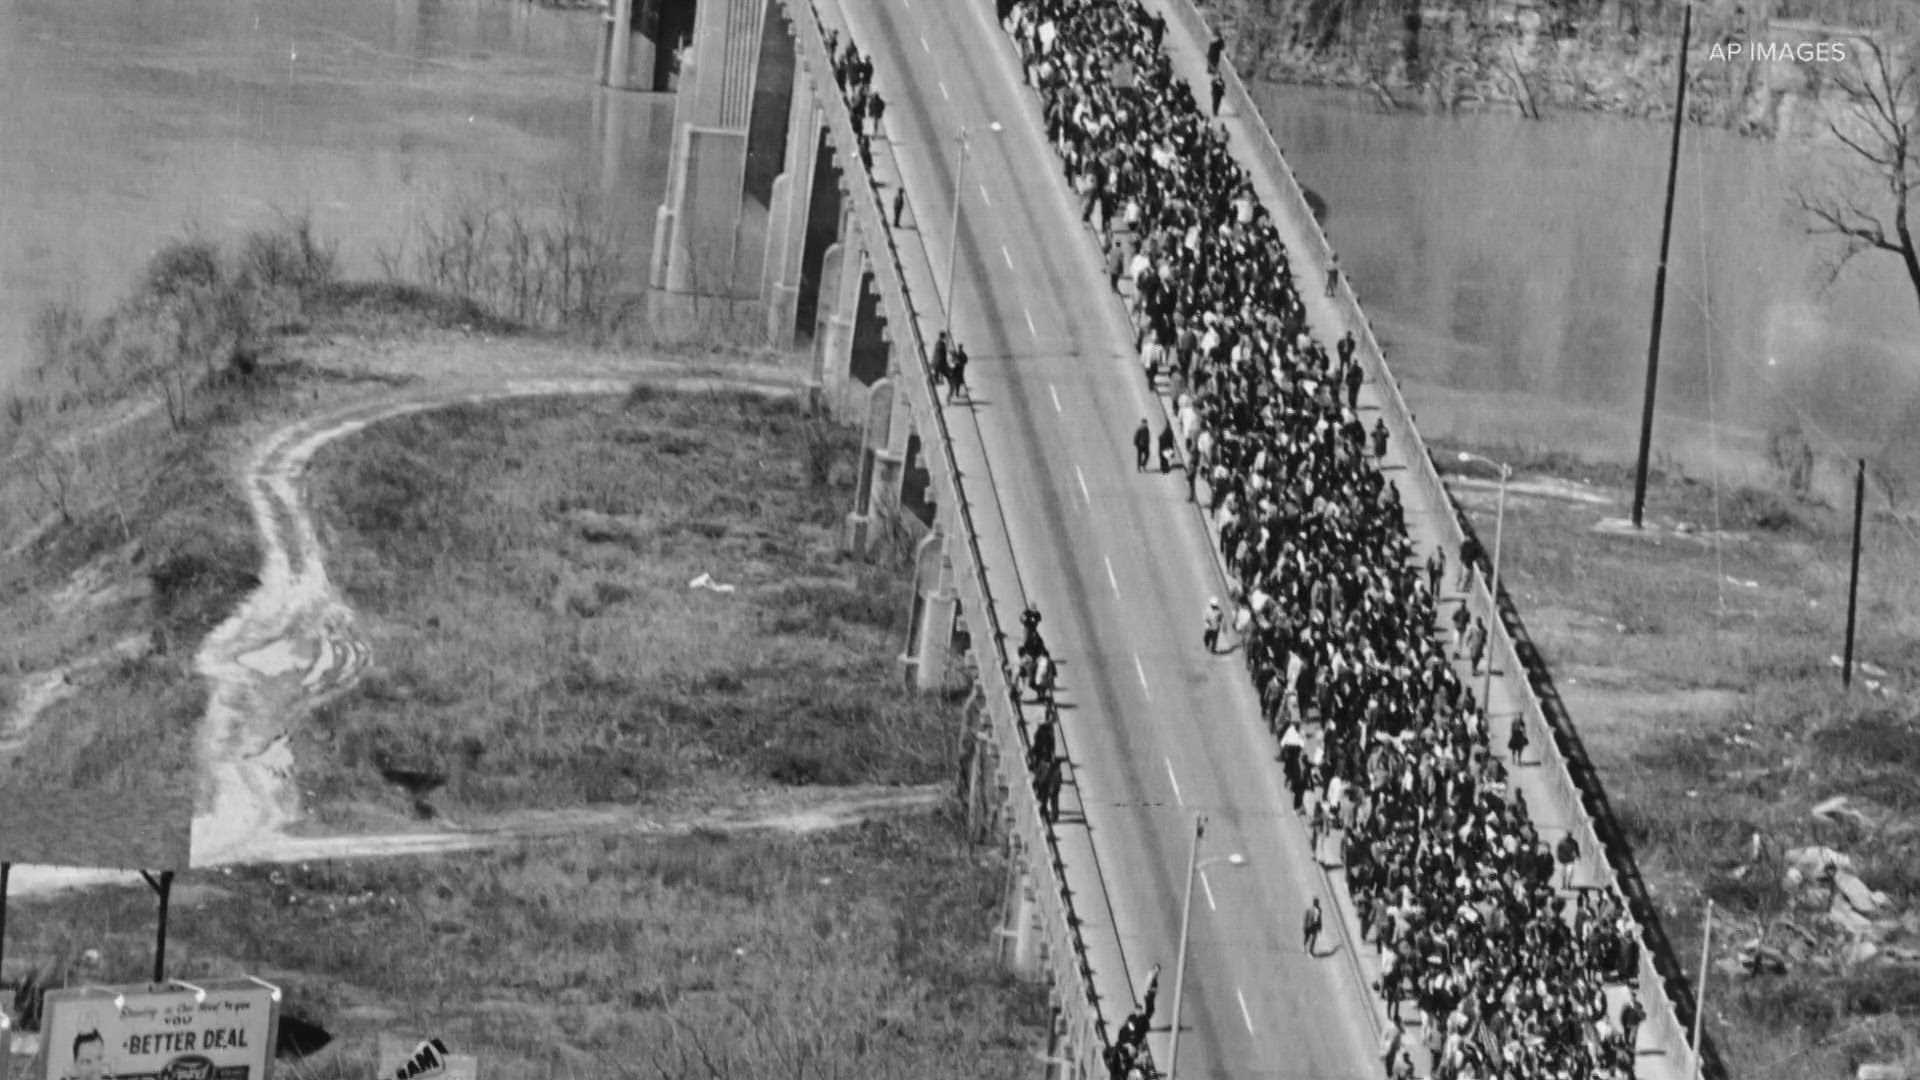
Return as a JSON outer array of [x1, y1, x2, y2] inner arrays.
[[1439, 440, 1920, 1078], [300, 389, 963, 827], [8, 812, 1047, 1080]]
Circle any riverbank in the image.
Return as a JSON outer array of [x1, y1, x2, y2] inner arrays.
[[1202, 0, 1896, 137], [1439, 438, 1920, 1079]]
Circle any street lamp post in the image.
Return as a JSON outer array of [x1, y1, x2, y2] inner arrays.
[[1458, 452, 1510, 714], [942, 121, 1002, 344], [1165, 815, 1245, 1080]]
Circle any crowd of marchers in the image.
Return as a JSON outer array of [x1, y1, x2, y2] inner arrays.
[[824, 4, 1653, 1078]]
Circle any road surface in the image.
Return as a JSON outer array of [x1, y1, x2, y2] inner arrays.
[[826, 0, 1386, 1075]]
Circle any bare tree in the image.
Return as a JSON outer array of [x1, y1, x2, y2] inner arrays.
[[1793, 35, 1920, 314]]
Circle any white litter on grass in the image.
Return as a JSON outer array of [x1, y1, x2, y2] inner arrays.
[[237, 640, 308, 677], [689, 572, 737, 594]]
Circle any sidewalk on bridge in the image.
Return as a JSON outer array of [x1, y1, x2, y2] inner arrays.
[[1140, 4, 1690, 1079], [822, 4, 1158, 1057]]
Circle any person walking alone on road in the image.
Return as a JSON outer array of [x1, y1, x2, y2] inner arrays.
[[1203, 598, 1224, 653], [1371, 418, 1390, 461], [1465, 617, 1488, 676], [1184, 445, 1199, 502], [1325, 252, 1341, 298], [933, 329, 951, 379], [1133, 418, 1151, 472], [892, 185, 907, 229], [1302, 896, 1324, 956], [1507, 713, 1530, 766], [1209, 72, 1226, 118]]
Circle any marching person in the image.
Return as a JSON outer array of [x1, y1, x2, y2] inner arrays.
[[948, 341, 970, 403], [1203, 598, 1224, 654], [1037, 753, 1064, 825], [1028, 707, 1058, 774]]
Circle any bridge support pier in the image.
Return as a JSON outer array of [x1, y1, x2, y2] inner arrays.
[[1002, 841, 1040, 976], [649, 0, 770, 298], [902, 529, 958, 692], [763, 77, 825, 347], [817, 243, 859, 418]]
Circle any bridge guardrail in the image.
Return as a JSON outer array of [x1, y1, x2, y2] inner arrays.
[[1152, 1, 1721, 1076], [786, 4, 1124, 1075]]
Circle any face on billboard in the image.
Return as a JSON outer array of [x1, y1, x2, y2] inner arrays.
[[41, 987, 277, 1080]]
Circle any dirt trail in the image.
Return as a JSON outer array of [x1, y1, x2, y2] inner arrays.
[[9, 355, 926, 896]]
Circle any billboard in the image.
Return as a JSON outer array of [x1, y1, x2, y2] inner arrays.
[[39, 982, 279, 1080]]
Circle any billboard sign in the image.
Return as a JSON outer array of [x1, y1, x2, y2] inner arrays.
[[40, 983, 279, 1080]]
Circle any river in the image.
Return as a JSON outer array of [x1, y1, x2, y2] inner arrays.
[[0, 0, 671, 395], [1249, 84, 1920, 498]]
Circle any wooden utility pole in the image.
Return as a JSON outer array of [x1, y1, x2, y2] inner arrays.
[[1631, 2, 1693, 527], [1844, 458, 1866, 689]]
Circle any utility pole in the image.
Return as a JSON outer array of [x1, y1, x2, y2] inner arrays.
[[1631, 2, 1693, 528], [1844, 458, 1865, 690], [1692, 898, 1713, 1080], [1166, 815, 1203, 1080]]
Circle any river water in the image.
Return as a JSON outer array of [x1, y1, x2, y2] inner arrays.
[[1249, 85, 1920, 495], [5, 5, 1914, 494], [0, 0, 671, 394]]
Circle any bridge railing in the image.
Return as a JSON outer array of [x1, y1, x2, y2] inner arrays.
[[1152, 0, 1720, 1075], [785, 3, 1121, 1075]]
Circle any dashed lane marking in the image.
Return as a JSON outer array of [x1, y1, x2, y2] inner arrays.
[[1201, 868, 1217, 911], [1237, 988, 1255, 1032], [1104, 555, 1120, 596], [1002, 244, 1015, 269], [1050, 383, 1062, 412], [1134, 653, 1151, 697], [1165, 757, 1184, 807], [1076, 465, 1091, 504]]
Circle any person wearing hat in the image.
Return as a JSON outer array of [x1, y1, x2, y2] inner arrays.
[[1202, 598, 1224, 653]]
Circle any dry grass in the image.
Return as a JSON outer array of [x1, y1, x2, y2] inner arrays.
[[301, 390, 962, 824], [6, 812, 1048, 1080], [1439, 437, 1920, 1079]]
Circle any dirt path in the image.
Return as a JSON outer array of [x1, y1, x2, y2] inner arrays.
[[9, 352, 940, 897]]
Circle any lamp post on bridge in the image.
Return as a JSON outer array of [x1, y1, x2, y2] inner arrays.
[[1165, 814, 1246, 1080], [943, 121, 1004, 345], [1457, 451, 1510, 716]]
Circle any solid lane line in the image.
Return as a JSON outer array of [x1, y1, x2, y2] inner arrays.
[[1165, 757, 1184, 807], [1002, 244, 1015, 269], [1200, 869, 1217, 912], [1237, 988, 1255, 1033], [1050, 383, 1062, 413], [1134, 653, 1150, 697], [1104, 555, 1120, 596], [1076, 465, 1091, 505]]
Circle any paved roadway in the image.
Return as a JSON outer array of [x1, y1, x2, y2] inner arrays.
[[823, 0, 1385, 1076]]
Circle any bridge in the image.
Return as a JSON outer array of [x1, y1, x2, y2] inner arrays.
[[595, 1, 1721, 1077]]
